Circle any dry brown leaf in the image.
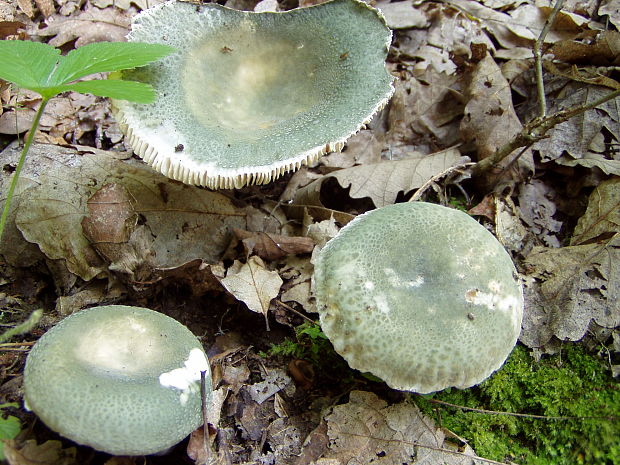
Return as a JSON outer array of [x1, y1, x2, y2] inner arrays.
[[280, 255, 314, 312], [320, 130, 384, 169], [0, 20, 25, 38], [375, 0, 430, 29], [599, 0, 620, 29], [1, 143, 259, 282], [533, 83, 620, 174], [304, 148, 467, 208], [460, 53, 534, 181], [219, 256, 283, 328], [549, 31, 620, 65], [233, 228, 314, 260], [494, 195, 529, 254], [187, 427, 212, 465], [35, 0, 55, 17], [386, 71, 463, 155], [571, 177, 620, 246], [15, 0, 34, 18], [0, 108, 34, 134], [409, 6, 494, 74], [508, 3, 587, 41], [55, 280, 125, 315], [316, 391, 481, 465], [522, 239, 620, 348], [82, 183, 136, 244], [521, 179, 620, 348], [36, 4, 131, 47], [4, 440, 77, 465], [445, 0, 533, 49], [517, 179, 562, 248]]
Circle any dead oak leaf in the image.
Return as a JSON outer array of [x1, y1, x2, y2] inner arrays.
[[220, 256, 283, 329], [36, 4, 131, 47], [521, 239, 620, 348], [533, 83, 620, 173], [571, 177, 620, 246], [521, 178, 620, 348], [317, 391, 481, 465], [297, 148, 468, 209]]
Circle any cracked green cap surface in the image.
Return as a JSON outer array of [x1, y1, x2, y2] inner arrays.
[[313, 202, 524, 393], [113, 0, 394, 189], [24, 305, 212, 455]]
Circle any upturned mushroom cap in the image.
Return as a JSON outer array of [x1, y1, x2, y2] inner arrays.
[[313, 202, 523, 393], [23, 305, 212, 456], [113, 0, 394, 189]]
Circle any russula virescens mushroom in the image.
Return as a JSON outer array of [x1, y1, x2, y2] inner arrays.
[[23, 305, 211, 456], [313, 202, 523, 393], [113, 0, 394, 189]]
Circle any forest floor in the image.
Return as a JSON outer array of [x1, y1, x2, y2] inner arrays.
[[0, 0, 619, 464]]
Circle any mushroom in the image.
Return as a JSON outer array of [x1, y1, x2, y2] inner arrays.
[[113, 0, 394, 189], [23, 305, 211, 456], [313, 202, 523, 393]]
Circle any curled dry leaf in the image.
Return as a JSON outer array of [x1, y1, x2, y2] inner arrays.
[[233, 228, 314, 261], [549, 31, 620, 65], [219, 256, 283, 328]]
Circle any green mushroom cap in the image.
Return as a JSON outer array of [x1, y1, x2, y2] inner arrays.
[[313, 202, 523, 393], [113, 0, 394, 189], [23, 305, 212, 456]]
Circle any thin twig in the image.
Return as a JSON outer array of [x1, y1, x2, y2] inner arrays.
[[0, 341, 35, 347], [275, 299, 316, 325], [200, 370, 212, 464], [473, 88, 620, 177], [533, 0, 565, 116], [426, 398, 618, 421]]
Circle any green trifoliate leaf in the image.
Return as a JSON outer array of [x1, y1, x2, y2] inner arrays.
[[50, 42, 175, 84], [0, 40, 61, 90], [0, 40, 174, 102], [59, 79, 158, 103]]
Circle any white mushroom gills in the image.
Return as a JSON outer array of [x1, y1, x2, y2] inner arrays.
[[112, 0, 395, 189]]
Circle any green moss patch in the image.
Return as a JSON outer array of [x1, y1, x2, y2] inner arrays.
[[416, 344, 619, 464]]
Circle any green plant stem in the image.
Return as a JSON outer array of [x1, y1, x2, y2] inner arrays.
[[0, 309, 42, 344], [0, 97, 49, 242]]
